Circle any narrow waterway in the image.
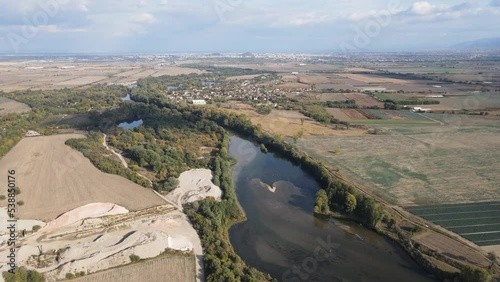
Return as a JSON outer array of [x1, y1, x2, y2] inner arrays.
[[228, 136, 435, 282]]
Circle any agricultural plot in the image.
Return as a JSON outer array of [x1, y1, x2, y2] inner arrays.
[[408, 202, 500, 246], [0, 134, 165, 221], [0, 97, 31, 115], [0, 61, 205, 91], [438, 93, 500, 110], [326, 107, 437, 125], [70, 254, 196, 282], [343, 109, 368, 120], [358, 109, 383, 120], [298, 118, 500, 207], [223, 106, 366, 137], [344, 93, 384, 108], [326, 108, 352, 121]]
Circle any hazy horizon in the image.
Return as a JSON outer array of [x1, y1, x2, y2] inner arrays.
[[0, 0, 499, 54]]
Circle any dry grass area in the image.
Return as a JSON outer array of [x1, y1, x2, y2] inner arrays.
[[226, 74, 269, 80], [222, 105, 365, 137], [0, 97, 31, 115], [274, 82, 310, 89], [0, 61, 204, 92], [298, 118, 500, 206], [413, 231, 491, 268], [344, 93, 384, 107], [297, 74, 331, 84], [326, 108, 353, 121], [70, 255, 196, 282], [0, 134, 164, 221], [344, 67, 376, 72], [343, 109, 368, 120], [338, 73, 411, 84], [152, 67, 206, 77]]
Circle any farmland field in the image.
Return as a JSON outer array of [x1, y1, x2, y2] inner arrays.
[[0, 61, 205, 91], [408, 202, 500, 246], [71, 254, 196, 282], [0, 134, 164, 221], [343, 109, 367, 120], [326, 108, 353, 121], [344, 93, 384, 107], [298, 115, 500, 207], [0, 96, 31, 115], [223, 105, 366, 137], [326, 107, 438, 124]]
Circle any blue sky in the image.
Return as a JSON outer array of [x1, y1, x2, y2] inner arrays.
[[0, 0, 499, 53]]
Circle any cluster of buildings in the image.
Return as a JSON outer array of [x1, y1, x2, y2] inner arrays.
[[164, 78, 296, 105]]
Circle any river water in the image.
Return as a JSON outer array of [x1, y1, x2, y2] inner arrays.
[[118, 119, 143, 130], [228, 136, 435, 282]]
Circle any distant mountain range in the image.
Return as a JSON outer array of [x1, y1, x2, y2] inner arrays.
[[453, 37, 500, 50]]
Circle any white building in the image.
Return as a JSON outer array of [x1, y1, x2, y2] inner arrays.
[[192, 99, 207, 105]]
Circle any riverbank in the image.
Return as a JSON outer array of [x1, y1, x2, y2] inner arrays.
[[127, 90, 498, 281], [210, 119, 497, 281]]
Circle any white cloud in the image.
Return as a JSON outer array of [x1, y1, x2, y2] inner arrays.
[[38, 25, 88, 33], [131, 13, 158, 24], [409, 2, 437, 15]]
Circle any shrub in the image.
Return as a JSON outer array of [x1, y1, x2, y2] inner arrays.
[[129, 254, 140, 263], [0, 195, 5, 200], [17, 201, 24, 206], [3, 267, 45, 282], [65, 273, 75, 279], [32, 225, 42, 232]]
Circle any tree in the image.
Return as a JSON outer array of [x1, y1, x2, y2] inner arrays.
[[314, 189, 330, 214], [161, 177, 179, 193], [260, 144, 268, 153], [3, 267, 45, 282], [345, 193, 357, 213], [460, 265, 491, 282]]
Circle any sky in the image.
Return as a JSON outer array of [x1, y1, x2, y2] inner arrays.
[[0, 0, 499, 53]]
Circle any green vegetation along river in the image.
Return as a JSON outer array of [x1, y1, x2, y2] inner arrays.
[[228, 136, 435, 282]]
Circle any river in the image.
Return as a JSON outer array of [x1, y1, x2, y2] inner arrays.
[[228, 136, 435, 282]]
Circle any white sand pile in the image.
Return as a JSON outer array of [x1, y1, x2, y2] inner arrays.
[[0, 205, 203, 282], [0, 207, 45, 246], [42, 203, 128, 231], [166, 169, 222, 209]]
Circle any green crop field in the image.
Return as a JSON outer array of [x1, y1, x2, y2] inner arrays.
[[408, 202, 500, 246]]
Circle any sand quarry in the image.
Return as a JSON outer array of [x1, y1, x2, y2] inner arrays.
[[0, 134, 223, 281]]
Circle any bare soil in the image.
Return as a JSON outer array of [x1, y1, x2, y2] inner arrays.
[[344, 93, 385, 108], [343, 109, 368, 120], [0, 134, 165, 221], [0, 97, 31, 115]]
